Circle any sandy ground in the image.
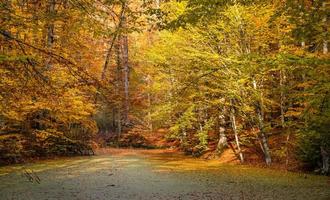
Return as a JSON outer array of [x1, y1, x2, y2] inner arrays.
[[0, 148, 329, 200]]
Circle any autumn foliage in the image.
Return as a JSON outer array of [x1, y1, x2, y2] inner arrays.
[[0, 0, 329, 174]]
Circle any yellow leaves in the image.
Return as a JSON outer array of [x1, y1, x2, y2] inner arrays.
[[54, 88, 96, 123], [161, 1, 187, 22], [285, 110, 302, 117], [0, 64, 95, 126], [285, 107, 305, 117], [4, 111, 22, 121], [34, 129, 64, 141], [296, 81, 317, 89], [21, 101, 50, 112], [213, 4, 282, 54]]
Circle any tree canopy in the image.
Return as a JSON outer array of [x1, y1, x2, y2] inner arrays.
[[0, 0, 329, 174]]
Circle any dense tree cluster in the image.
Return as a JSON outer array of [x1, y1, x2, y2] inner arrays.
[[135, 0, 329, 173], [0, 0, 147, 163], [0, 0, 329, 174]]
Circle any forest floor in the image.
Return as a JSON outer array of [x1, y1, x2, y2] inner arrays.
[[0, 148, 329, 200]]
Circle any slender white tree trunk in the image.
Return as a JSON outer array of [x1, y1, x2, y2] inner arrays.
[[216, 112, 227, 154], [230, 100, 244, 163], [147, 76, 153, 131], [253, 79, 271, 165], [323, 42, 328, 54], [280, 69, 286, 127], [323, 2, 328, 54], [301, 41, 305, 48]]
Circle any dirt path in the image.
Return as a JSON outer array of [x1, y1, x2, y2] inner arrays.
[[0, 148, 329, 200]]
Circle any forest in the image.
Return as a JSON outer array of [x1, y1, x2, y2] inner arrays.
[[1, 0, 330, 199], [0, 0, 329, 181]]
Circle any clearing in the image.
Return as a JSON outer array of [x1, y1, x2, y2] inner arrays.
[[0, 149, 329, 200]]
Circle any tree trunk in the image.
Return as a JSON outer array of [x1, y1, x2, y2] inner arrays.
[[285, 131, 291, 168], [112, 108, 116, 130], [253, 79, 272, 165], [115, 38, 122, 136], [301, 41, 305, 49], [101, 2, 126, 81], [280, 68, 289, 170], [323, 40, 328, 54], [45, 0, 55, 69], [280, 69, 286, 127], [230, 100, 244, 163], [323, 2, 328, 54], [117, 111, 122, 143], [321, 146, 329, 175], [320, 2, 328, 174], [101, 35, 117, 80], [121, 13, 130, 124], [216, 112, 227, 154], [147, 77, 153, 131], [181, 128, 187, 148]]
